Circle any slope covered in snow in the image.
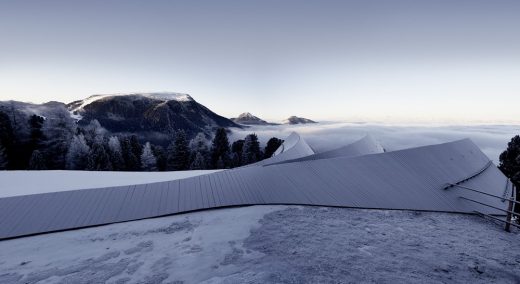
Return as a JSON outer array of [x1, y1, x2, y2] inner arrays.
[[68, 92, 193, 114], [65, 92, 239, 144], [0, 205, 518, 283]]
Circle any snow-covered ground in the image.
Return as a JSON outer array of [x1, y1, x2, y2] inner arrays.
[[0, 170, 220, 198], [0, 205, 518, 283]]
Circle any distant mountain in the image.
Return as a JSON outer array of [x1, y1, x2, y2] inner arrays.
[[283, 116, 317, 125], [231, 112, 278, 125], [0, 100, 70, 126], [67, 92, 240, 143]]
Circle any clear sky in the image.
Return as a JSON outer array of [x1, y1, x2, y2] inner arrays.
[[1, 0, 519, 123]]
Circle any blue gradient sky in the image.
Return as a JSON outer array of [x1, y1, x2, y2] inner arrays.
[[1, 0, 519, 122]]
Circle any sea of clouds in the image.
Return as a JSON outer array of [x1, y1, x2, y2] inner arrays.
[[230, 122, 520, 163]]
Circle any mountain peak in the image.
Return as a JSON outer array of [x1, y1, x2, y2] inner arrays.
[[232, 112, 270, 125], [283, 116, 317, 125], [237, 112, 257, 119]]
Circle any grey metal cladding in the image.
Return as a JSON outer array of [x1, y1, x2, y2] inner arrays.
[[0, 137, 511, 240]]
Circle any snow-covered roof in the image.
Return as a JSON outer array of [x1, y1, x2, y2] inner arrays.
[[0, 135, 511, 240]]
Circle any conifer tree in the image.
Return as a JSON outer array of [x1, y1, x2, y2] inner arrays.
[[0, 144, 7, 170], [129, 135, 143, 162], [28, 115, 45, 154], [108, 136, 125, 171], [242, 133, 262, 165], [83, 119, 107, 144], [189, 132, 209, 168], [0, 111, 14, 169], [42, 108, 75, 169], [121, 136, 140, 171], [499, 135, 520, 186], [66, 134, 90, 170], [210, 128, 230, 169], [152, 145, 167, 171], [167, 130, 190, 170], [499, 135, 520, 214], [231, 139, 245, 167], [190, 151, 207, 170], [28, 150, 46, 170], [264, 137, 283, 159], [141, 142, 157, 171], [87, 142, 113, 171]]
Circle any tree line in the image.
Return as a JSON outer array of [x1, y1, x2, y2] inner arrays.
[[0, 110, 283, 171]]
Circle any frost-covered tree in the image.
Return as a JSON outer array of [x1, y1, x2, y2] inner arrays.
[[190, 133, 209, 152], [210, 128, 230, 169], [83, 119, 107, 144], [167, 130, 191, 171], [108, 136, 125, 171], [28, 150, 46, 170], [87, 142, 112, 171], [141, 142, 157, 171], [190, 151, 207, 170], [108, 136, 122, 154], [242, 133, 262, 165], [66, 134, 91, 170], [264, 137, 283, 159], [189, 132, 209, 169]]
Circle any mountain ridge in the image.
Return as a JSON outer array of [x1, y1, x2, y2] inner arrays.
[[0, 93, 241, 146], [67, 92, 240, 144]]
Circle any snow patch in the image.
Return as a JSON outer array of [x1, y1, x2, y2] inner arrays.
[[0, 205, 280, 283]]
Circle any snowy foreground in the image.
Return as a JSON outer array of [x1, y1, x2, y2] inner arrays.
[[0, 205, 519, 283]]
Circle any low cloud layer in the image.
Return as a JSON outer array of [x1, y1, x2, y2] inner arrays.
[[230, 123, 520, 163]]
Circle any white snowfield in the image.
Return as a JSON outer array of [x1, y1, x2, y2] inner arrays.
[[0, 205, 518, 283], [0, 132, 513, 240], [0, 170, 221, 198]]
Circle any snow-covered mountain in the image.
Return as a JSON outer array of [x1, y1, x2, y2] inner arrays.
[[283, 116, 317, 125], [67, 92, 240, 143], [0, 92, 240, 146], [231, 112, 276, 125], [68, 92, 193, 118]]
